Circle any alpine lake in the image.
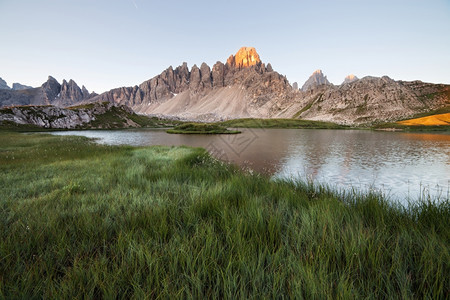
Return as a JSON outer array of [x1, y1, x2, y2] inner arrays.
[[50, 128, 450, 205]]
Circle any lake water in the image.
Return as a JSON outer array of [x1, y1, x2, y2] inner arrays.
[[50, 128, 450, 204]]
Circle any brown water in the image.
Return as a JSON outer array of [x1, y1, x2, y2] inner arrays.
[[51, 128, 450, 204]]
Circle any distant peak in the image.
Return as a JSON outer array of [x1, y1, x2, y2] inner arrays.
[[301, 69, 331, 91], [342, 74, 359, 85], [226, 46, 261, 69]]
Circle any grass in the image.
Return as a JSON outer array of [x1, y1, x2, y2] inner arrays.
[[406, 106, 450, 120], [0, 131, 448, 298], [0, 120, 44, 132], [397, 113, 450, 126], [219, 118, 349, 129], [374, 122, 450, 132], [167, 122, 241, 134]]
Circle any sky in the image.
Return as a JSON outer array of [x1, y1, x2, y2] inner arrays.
[[0, 0, 449, 93]]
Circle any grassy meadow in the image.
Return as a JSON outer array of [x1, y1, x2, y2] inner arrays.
[[0, 131, 448, 298]]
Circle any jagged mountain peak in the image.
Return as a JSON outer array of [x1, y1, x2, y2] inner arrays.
[[46, 76, 58, 84], [301, 69, 331, 91], [226, 47, 262, 69]]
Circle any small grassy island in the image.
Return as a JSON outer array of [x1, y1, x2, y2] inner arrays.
[[166, 122, 241, 134]]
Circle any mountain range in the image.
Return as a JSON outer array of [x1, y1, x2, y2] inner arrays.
[[1, 47, 449, 125], [0, 77, 33, 91]]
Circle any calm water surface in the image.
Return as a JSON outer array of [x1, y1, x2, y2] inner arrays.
[[50, 128, 450, 204]]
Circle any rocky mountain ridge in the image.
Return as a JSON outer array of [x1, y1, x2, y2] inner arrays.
[[88, 48, 448, 124], [1, 47, 449, 125], [0, 76, 95, 108], [286, 75, 450, 124], [88, 47, 293, 121], [0, 77, 33, 90]]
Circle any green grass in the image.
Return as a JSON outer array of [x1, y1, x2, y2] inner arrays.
[[0, 120, 44, 132], [167, 122, 241, 134], [0, 132, 448, 298], [293, 93, 324, 118], [219, 118, 349, 129]]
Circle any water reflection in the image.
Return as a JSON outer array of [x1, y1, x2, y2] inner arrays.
[[50, 128, 450, 204]]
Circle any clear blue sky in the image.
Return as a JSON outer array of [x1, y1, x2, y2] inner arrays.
[[1, 0, 449, 93]]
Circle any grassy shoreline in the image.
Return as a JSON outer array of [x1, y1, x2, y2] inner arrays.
[[217, 118, 350, 129], [0, 131, 448, 298]]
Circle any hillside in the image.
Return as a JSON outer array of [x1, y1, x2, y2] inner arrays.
[[0, 102, 169, 129]]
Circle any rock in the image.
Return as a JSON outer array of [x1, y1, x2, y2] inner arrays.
[[189, 64, 201, 91], [12, 83, 33, 90], [301, 70, 332, 91], [342, 74, 359, 85], [174, 62, 190, 93], [200, 63, 212, 88], [292, 82, 299, 90], [41, 76, 61, 104], [60, 79, 84, 102], [0, 78, 10, 90], [212, 61, 225, 88], [226, 47, 261, 69], [81, 85, 90, 98]]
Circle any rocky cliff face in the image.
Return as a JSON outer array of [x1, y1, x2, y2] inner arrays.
[[0, 76, 94, 107], [0, 78, 10, 90], [0, 102, 140, 129], [301, 70, 332, 91], [89, 47, 295, 121], [226, 47, 261, 69]]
